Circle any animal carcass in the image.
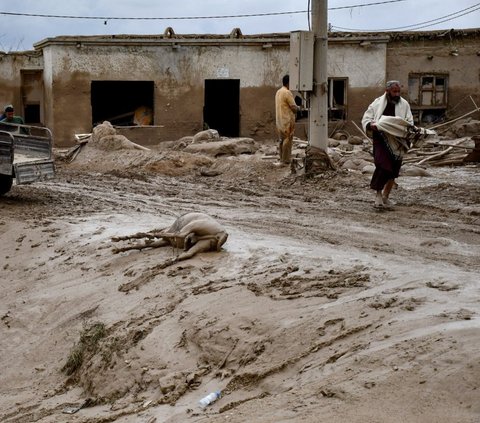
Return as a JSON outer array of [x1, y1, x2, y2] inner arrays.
[[112, 212, 228, 267]]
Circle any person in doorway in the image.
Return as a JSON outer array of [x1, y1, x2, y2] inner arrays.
[[275, 75, 299, 165], [361, 80, 413, 208], [0, 104, 28, 134]]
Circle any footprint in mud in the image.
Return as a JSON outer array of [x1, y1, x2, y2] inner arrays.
[[316, 318, 345, 336], [238, 341, 267, 366], [368, 295, 425, 311], [319, 387, 345, 398], [92, 226, 106, 235], [438, 308, 475, 321], [400, 297, 425, 311], [419, 238, 451, 247], [166, 264, 195, 278], [368, 296, 399, 310], [426, 280, 459, 291]]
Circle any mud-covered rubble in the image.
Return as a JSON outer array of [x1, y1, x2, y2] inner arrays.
[[62, 118, 479, 182], [327, 118, 480, 173]]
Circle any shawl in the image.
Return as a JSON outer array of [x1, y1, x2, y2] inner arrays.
[[376, 116, 436, 159]]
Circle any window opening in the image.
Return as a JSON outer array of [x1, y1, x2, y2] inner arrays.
[[91, 81, 154, 126], [328, 78, 347, 120], [408, 73, 448, 124]]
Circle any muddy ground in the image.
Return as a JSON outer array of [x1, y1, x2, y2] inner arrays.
[[1, 138, 479, 423]]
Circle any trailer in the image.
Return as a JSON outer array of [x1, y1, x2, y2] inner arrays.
[[0, 123, 55, 195]]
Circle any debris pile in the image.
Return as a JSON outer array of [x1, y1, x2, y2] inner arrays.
[[58, 118, 478, 179], [403, 137, 479, 167], [328, 117, 480, 174], [62, 121, 150, 162]]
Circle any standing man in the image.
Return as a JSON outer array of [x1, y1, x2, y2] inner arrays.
[[275, 75, 298, 165], [362, 81, 413, 208]]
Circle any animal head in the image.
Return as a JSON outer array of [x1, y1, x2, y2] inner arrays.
[[216, 232, 228, 251]]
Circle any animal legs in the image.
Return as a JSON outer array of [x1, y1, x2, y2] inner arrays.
[[112, 238, 170, 254], [175, 239, 213, 261]]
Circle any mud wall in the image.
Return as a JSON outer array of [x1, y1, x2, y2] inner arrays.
[[387, 36, 480, 119], [4, 33, 479, 146], [40, 42, 290, 146], [0, 51, 43, 116], [39, 37, 388, 146], [328, 41, 387, 130], [328, 42, 386, 88]]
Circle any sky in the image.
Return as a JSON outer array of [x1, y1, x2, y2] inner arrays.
[[0, 0, 479, 51]]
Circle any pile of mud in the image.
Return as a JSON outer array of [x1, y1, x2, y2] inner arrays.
[[64, 122, 274, 179]]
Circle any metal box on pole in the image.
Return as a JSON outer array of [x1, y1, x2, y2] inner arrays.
[[289, 31, 314, 92]]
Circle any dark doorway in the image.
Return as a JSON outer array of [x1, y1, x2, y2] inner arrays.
[[204, 79, 240, 137], [21, 70, 44, 124], [91, 81, 154, 126], [24, 104, 41, 124]]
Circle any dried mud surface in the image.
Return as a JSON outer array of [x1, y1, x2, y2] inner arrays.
[[1, 141, 479, 423]]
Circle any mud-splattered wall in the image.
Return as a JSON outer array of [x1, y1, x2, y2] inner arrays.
[[2, 30, 478, 146], [39, 39, 292, 146], [0, 51, 43, 117], [1, 34, 388, 146], [386, 32, 480, 123], [327, 39, 388, 132], [38, 36, 388, 146]]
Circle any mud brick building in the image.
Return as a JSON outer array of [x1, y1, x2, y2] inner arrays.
[[1, 27, 479, 146]]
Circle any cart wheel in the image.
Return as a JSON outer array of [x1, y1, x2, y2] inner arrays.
[[0, 174, 13, 195]]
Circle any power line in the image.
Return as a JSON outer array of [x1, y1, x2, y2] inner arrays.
[[0, 10, 303, 21], [0, 1, 406, 21], [329, 0, 405, 11], [331, 2, 480, 32], [409, 4, 480, 31]]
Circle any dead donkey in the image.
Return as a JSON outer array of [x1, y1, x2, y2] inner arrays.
[[112, 213, 228, 290]]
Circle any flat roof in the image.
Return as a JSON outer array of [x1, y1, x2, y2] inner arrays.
[[31, 27, 480, 50]]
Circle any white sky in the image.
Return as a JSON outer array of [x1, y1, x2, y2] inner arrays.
[[0, 0, 479, 51]]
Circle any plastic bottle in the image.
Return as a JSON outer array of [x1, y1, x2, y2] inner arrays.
[[198, 391, 221, 408]]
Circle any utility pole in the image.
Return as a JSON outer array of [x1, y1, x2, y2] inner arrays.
[[305, 0, 332, 173]]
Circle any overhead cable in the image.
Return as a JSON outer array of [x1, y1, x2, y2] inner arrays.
[[0, 0, 406, 21], [331, 2, 480, 32]]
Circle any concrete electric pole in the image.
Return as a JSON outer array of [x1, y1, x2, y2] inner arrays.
[[309, 0, 328, 151], [305, 0, 333, 174]]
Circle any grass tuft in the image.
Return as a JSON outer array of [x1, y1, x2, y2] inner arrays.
[[62, 322, 106, 376]]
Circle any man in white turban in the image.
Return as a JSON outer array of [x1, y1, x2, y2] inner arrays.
[[362, 81, 414, 208]]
